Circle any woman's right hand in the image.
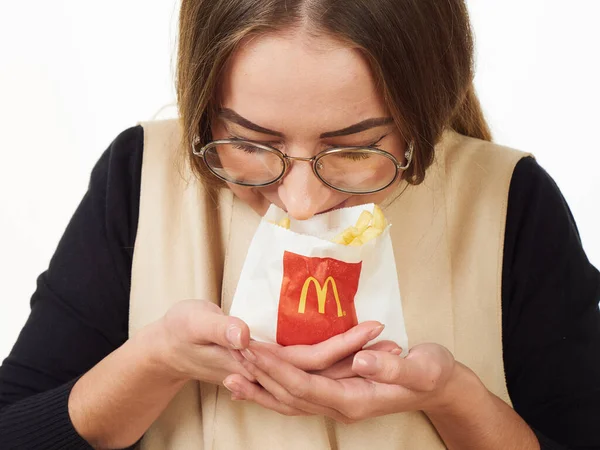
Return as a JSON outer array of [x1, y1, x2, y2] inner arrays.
[[68, 299, 256, 448], [157, 299, 255, 385]]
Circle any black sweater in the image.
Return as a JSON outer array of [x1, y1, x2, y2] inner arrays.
[[1, 126, 599, 449]]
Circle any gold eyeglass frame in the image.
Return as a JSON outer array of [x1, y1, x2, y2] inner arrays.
[[192, 136, 414, 195]]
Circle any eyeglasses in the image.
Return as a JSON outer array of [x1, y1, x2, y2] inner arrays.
[[192, 137, 414, 195]]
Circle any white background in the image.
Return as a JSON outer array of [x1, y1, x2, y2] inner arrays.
[[1, 1, 599, 360]]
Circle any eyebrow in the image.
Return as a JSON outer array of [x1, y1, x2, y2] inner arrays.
[[218, 108, 394, 139]]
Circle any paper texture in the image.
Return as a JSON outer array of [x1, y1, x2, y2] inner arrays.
[[229, 203, 408, 353]]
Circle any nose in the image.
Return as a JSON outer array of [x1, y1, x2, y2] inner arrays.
[[277, 158, 327, 220]]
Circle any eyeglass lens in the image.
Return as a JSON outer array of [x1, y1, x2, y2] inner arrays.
[[203, 143, 397, 192], [315, 150, 397, 193], [204, 142, 284, 185]]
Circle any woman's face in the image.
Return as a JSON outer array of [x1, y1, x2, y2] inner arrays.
[[212, 30, 408, 220]]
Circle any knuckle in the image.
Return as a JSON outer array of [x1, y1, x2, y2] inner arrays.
[[383, 364, 402, 382], [209, 319, 226, 341], [375, 358, 402, 383], [340, 329, 354, 346], [420, 361, 443, 392], [286, 380, 308, 399], [427, 361, 443, 381]]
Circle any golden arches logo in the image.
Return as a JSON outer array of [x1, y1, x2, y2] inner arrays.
[[298, 276, 345, 318]]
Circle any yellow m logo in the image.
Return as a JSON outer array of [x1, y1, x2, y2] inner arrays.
[[298, 276, 345, 318]]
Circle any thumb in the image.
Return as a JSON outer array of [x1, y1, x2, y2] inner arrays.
[[222, 316, 251, 350], [184, 301, 251, 349], [352, 350, 425, 390], [204, 315, 250, 350]]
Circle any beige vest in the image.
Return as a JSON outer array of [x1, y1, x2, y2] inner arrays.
[[129, 119, 526, 449]]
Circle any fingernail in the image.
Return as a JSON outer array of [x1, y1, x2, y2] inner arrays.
[[368, 324, 385, 340], [223, 379, 240, 394], [241, 348, 257, 363], [227, 325, 242, 349], [390, 348, 403, 356], [353, 353, 378, 374]]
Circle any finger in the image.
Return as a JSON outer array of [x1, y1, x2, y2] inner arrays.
[[223, 374, 309, 417], [254, 330, 398, 358], [241, 345, 351, 416], [252, 321, 384, 371], [365, 340, 402, 353], [185, 304, 251, 350], [238, 355, 350, 422], [243, 346, 420, 421], [316, 341, 402, 379], [228, 350, 257, 382], [352, 350, 442, 391], [312, 353, 355, 379], [187, 343, 258, 383]]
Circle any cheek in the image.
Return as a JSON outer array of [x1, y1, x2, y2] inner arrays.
[[316, 156, 398, 193], [341, 178, 404, 209], [227, 183, 271, 216]]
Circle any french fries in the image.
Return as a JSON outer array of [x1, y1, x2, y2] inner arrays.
[[278, 217, 291, 229], [270, 217, 291, 229], [271, 204, 386, 246], [333, 205, 386, 246]]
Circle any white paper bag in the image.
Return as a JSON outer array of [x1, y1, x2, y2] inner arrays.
[[229, 203, 408, 353]]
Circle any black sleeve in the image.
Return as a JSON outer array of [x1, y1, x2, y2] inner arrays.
[[502, 157, 600, 449], [0, 125, 144, 449]]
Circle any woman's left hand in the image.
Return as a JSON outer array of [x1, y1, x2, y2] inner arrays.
[[223, 339, 463, 423]]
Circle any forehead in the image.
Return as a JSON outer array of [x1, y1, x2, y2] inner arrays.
[[219, 31, 387, 134]]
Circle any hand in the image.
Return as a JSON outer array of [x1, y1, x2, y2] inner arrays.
[[224, 340, 459, 423], [157, 299, 256, 385], [231, 321, 400, 379], [225, 322, 401, 416]]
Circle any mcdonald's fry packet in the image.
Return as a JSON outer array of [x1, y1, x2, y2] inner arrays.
[[230, 203, 408, 353]]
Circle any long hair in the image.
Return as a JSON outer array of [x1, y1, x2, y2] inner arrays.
[[176, 0, 491, 187]]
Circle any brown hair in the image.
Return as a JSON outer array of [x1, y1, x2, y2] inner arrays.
[[176, 0, 491, 187]]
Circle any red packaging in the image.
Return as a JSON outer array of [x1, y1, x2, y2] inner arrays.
[[277, 251, 361, 345]]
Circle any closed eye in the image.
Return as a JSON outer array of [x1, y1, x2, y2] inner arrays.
[[340, 152, 372, 161], [231, 143, 259, 153]]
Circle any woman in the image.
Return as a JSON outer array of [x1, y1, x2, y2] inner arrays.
[[1, 0, 599, 449]]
